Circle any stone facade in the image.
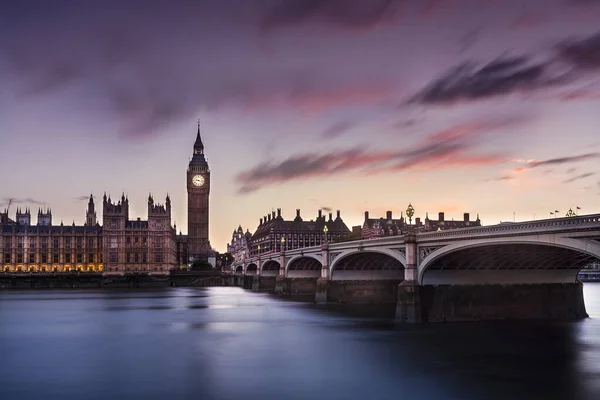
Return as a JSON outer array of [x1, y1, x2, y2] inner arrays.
[[227, 226, 252, 264], [1, 202, 103, 273], [102, 194, 176, 275], [248, 209, 350, 256]]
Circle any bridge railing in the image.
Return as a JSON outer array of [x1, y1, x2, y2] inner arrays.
[[417, 214, 600, 240]]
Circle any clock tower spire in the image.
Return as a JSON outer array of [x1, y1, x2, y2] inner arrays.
[[187, 121, 211, 260]]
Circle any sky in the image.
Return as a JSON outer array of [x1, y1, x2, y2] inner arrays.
[[1, 0, 600, 252]]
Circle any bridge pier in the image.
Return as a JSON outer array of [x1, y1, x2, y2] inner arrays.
[[315, 244, 330, 304], [418, 282, 587, 322], [396, 233, 422, 322]]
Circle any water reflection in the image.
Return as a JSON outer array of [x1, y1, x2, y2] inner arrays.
[[0, 285, 599, 400]]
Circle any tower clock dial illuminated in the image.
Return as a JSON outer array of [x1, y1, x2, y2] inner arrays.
[[192, 175, 205, 187]]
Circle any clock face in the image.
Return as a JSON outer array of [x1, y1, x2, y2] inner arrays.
[[192, 175, 205, 187]]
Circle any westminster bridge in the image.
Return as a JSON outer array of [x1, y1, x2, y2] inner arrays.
[[229, 214, 600, 322]]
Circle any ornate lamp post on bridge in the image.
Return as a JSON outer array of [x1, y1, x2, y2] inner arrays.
[[323, 224, 329, 244], [406, 203, 415, 229], [566, 208, 576, 217], [280, 237, 285, 253]]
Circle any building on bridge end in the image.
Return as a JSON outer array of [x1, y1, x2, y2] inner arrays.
[[226, 208, 350, 264], [361, 211, 481, 239]]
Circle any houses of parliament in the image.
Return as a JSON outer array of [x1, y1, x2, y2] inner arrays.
[[0, 126, 213, 274]]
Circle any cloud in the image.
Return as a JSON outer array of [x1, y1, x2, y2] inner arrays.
[[236, 117, 516, 193], [566, 167, 577, 173], [1, 2, 401, 138], [322, 120, 356, 139], [487, 175, 515, 182], [563, 172, 595, 183], [260, 0, 402, 32], [514, 153, 600, 172], [527, 153, 600, 168], [321, 206, 333, 212], [555, 31, 600, 70], [392, 118, 420, 130], [0, 197, 45, 207], [409, 56, 556, 105], [74, 195, 93, 202]]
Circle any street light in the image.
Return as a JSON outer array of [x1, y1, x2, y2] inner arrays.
[[323, 224, 329, 244], [258, 244, 261, 255], [406, 203, 415, 225], [281, 237, 285, 252], [566, 208, 576, 217]]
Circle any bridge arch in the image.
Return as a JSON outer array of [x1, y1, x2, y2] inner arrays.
[[235, 265, 244, 274], [418, 237, 600, 285], [286, 255, 323, 278], [260, 260, 280, 276], [330, 249, 405, 281], [245, 263, 258, 276]]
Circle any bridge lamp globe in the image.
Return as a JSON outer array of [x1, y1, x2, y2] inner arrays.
[[406, 203, 415, 225], [258, 245, 261, 255], [281, 237, 285, 251]]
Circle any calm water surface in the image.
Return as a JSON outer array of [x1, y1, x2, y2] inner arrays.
[[1, 284, 600, 400]]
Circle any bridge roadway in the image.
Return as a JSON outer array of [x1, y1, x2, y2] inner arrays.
[[229, 214, 600, 322]]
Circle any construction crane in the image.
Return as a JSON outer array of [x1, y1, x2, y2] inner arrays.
[[7, 198, 13, 214]]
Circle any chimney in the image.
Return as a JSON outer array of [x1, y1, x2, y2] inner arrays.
[[318, 210, 322, 219], [464, 213, 470, 222], [364, 211, 369, 220], [336, 210, 340, 219], [438, 212, 445, 222], [268, 214, 271, 221], [328, 212, 333, 222], [272, 211, 276, 219], [386, 210, 392, 220], [277, 208, 281, 218], [415, 217, 421, 226], [260, 218, 263, 225], [296, 209, 301, 218]]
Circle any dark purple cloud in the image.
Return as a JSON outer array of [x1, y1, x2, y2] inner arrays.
[[514, 153, 600, 173], [556, 31, 600, 70], [528, 153, 600, 167], [563, 172, 595, 183], [260, 0, 402, 32], [410, 56, 560, 105]]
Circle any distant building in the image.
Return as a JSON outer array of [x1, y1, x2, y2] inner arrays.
[[248, 209, 350, 256], [362, 211, 406, 239], [227, 226, 252, 264], [361, 210, 481, 239]]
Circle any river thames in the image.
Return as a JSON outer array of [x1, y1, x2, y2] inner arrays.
[[1, 284, 599, 400]]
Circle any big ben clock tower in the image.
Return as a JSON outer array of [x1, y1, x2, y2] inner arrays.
[[187, 122, 211, 259]]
